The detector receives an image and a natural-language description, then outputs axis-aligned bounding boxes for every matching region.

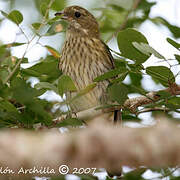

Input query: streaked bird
[55,6,120,123]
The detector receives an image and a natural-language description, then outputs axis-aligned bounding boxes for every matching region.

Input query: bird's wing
[101,40,115,69]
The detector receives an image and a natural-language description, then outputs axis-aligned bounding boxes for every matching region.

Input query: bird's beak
[55,10,68,20]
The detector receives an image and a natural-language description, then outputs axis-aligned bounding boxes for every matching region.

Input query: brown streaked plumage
[55,6,120,122]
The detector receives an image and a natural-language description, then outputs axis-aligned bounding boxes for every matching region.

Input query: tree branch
[0,120,180,177]
[124,83,180,113]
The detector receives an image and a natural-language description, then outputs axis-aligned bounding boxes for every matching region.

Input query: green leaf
[117,28,149,64]
[167,38,180,50]
[11,78,44,104]
[168,97,180,105]
[1,42,26,48]
[58,75,77,96]
[157,90,171,99]
[111,72,128,83]
[40,2,48,17]
[146,66,175,87]
[46,21,66,35]
[151,17,180,38]
[132,42,165,59]
[8,10,23,25]
[32,22,41,30]
[0,100,19,113]
[0,10,8,18]
[45,45,61,58]
[70,83,97,102]
[175,54,180,64]
[34,82,58,93]
[22,56,61,82]
[108,83,128,105]
[108,0,134,10]
[0,69,9,83]
[94,69,122,82]
[34,0,66,12]
[51,0,66,11]
[57,118,83,127]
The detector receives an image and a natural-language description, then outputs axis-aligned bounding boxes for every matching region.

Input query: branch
[124,83,180,113]
[0,120,180,177]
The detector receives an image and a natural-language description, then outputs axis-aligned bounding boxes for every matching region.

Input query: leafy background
[0,0,180,179]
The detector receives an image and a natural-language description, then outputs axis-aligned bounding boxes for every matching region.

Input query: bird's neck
[67,24,100,39]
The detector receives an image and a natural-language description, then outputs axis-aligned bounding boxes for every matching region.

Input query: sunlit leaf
[132,42,165,59]
[32,22,41,30]
[8,10,23,25]
[45,45,61,58]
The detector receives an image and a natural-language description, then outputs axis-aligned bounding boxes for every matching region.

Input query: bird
[55,6,121,123]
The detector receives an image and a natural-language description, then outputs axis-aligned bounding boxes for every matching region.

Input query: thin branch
[3,0,55,84]
[124,83,180,113]
[137,107,170,115]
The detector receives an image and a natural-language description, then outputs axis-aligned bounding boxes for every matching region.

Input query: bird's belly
[60,61,108,112]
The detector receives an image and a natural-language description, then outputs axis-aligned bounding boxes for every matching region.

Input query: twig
[3,0,55,84]
[137,107,170,115]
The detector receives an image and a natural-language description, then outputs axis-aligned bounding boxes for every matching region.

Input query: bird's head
[55,6,100,38]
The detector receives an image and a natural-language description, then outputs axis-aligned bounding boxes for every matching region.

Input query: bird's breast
[60,36,112,111]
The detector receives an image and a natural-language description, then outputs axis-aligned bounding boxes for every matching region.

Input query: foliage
[0,0,180,179]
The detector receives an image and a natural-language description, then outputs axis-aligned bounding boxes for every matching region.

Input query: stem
[4,0,55,84]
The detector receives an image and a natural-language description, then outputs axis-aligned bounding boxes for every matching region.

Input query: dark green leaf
[146,66,175,87]
[175,54,180,64]
[0,69,9,83]
[108,83,128,105]
[157,90,171,99]
[22,56,61,82]
[94,69,123,82]
[168,97,180,105]
[11,78,43,104]
[117,28,149,64]
[8,10,23,25]
[123,168,146,180]
[111,72,128,83]
[58,75,77,96]
[0,100,19,113]
[129,72,142,87]
[167,38,180,50]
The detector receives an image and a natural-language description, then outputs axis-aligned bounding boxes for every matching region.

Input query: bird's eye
[74,11,81,18]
